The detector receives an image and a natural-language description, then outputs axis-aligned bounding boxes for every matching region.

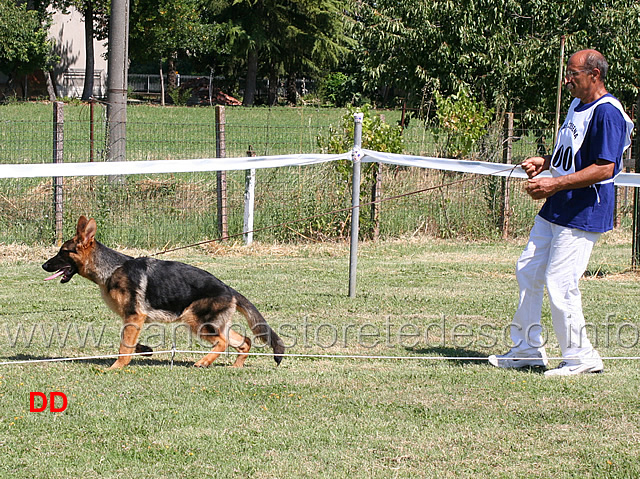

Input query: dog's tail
[234,292,285,365]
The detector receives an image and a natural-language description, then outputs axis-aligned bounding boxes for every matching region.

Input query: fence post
[215,105,228,240]
[244,146,256,245]
[370,115,383,241]
[53,101,64,246]
[89,99,95,162]
[632,94,640,269]
[501,112,514,239]
[348,113,364,298]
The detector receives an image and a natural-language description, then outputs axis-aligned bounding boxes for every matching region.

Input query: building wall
[49,7,108,98]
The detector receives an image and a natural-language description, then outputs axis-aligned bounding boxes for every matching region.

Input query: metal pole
[553,35,566,146]
[107,0,129,162]
[348,113,364,298]
[244,146,256,245]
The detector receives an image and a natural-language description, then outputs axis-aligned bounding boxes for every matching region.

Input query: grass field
[0,236,639,478]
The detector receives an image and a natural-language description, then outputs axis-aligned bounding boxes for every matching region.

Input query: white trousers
[510,216,602,362]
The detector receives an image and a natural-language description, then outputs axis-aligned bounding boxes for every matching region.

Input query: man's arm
[524,159,615,200]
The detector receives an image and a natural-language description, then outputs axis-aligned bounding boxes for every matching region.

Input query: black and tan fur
[42,216,285,369]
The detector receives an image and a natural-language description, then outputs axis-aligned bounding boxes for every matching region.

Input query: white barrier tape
[0,152,351,179]
[612,173,640,188]
[1,149,639,187]
[361,149,529,178]
[360,149,640,187]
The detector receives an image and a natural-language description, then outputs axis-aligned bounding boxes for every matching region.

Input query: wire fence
[0,102,635,247]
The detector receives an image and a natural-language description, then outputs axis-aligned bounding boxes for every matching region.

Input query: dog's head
[42,216,97,283]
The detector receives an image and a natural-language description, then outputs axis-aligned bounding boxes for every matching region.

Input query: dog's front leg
[109,314,146,369]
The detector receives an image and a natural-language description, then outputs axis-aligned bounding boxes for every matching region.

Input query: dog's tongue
[44,270,65,281]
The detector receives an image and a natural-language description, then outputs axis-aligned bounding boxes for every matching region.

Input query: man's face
[564,54,596,101]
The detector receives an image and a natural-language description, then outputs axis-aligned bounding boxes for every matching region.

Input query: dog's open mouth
[44,266,75,283]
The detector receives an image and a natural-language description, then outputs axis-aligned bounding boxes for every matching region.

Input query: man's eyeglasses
[565,69,592,78]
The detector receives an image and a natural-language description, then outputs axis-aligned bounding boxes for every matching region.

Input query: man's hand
[525,177,560,200]
[521,156,549,179]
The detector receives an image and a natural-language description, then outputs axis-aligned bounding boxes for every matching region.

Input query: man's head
[564,49,608,103]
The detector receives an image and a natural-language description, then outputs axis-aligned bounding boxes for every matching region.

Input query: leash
[151,163,522,257]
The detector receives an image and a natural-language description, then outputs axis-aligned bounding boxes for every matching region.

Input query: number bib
[550,96,632,182]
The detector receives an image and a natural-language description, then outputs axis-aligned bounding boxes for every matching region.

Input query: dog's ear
[76,216,97,247]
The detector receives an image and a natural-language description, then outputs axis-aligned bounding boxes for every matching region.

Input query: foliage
[129,0,218,65]
[167,86,194,106]
[317,105,404,237]
[433,86,494,159]
[0,0,55,77]
[205,0,350,105]
[318,72,362,107]
[349,0,640,128]
[50,0,109,39]
[318,105,404,156]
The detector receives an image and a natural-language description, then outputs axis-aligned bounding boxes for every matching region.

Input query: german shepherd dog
[42,216,285,369]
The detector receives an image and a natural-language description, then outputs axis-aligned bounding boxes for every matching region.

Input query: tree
[129,0,218,102]
[272,0,349,105]
[0,0,55,97]
[350,0,640,124]
[212,0,273,106]
[213,0,349,106]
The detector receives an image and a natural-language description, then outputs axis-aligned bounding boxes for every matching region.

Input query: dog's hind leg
[109,314,146,369]
[193,333,227,368]
[192,328,251,368]
[186,319,227,368]
[184,301,249,367]
[227,329,251,368]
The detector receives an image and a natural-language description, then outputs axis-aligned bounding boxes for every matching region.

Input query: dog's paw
[107,361,127,370]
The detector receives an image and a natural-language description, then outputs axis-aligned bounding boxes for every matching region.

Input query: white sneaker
[544,360,604,377]
[488,349,548,369]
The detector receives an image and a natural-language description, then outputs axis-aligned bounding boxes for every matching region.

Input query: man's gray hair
[584,51,609,81]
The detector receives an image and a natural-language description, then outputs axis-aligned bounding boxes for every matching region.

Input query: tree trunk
[159,61,165,106]
[267,67,278,106]
[46,70,57,101]
[81,0,95,101]
[286,72,297,105]
[243,48,258,106]
[167,54,178,90]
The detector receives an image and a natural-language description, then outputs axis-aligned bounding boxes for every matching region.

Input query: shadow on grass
[0,353,223,369]
[405,345,488,366]
[406,346,547,373]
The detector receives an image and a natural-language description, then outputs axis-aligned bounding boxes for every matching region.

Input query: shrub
[318,72,361,107]
[434,86,493,158]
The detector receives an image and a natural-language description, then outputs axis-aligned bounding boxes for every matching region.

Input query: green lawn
[1,237,639,478]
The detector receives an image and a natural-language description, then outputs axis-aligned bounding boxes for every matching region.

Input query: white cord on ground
[1,349,639,366]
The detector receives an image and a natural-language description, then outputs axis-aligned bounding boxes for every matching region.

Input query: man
[489,49,634,376]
